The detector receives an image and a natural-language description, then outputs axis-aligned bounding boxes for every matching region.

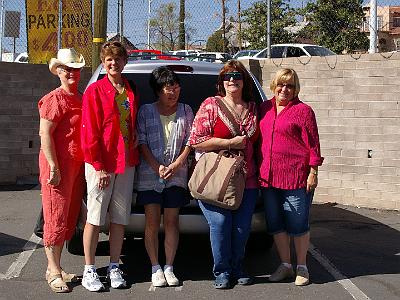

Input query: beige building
[362,5,400,52]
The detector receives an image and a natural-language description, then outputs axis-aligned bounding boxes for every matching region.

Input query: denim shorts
[261,187,313,236]
[136,186,189,208]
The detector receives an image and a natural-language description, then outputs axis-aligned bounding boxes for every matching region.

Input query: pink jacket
[258,97,323,189]
[81,76,139,173]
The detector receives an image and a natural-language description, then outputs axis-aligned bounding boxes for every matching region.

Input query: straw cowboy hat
[49,48,85,75]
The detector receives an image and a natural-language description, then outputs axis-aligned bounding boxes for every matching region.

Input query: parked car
[128,49,180,60]
[66,59,273,254]
[233,50,260,60]
[14,52,28,63]
[254,43,336,59]
[196,52,232,63]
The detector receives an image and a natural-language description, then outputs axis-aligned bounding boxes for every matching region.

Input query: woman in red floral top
[189,60,259,289]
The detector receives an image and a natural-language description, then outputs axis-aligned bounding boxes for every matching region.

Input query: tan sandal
[47,273,70,293]
[46,269,78,283]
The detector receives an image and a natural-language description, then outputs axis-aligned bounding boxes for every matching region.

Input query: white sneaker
[151,269,167,287]
[107,266,127,289]
[82,270,104,292]
[164,270,179,286]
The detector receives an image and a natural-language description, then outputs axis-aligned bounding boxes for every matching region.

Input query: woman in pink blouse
[258,68,323,286]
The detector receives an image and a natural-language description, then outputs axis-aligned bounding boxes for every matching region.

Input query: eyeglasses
[59,66,81,73]
[102,41,123,48]
[223,72,243,81]
[162,85,180,94]
[276,83,295,89]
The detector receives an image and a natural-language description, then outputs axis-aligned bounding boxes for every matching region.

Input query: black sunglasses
[102,41,123,48]
[223,72,243,81]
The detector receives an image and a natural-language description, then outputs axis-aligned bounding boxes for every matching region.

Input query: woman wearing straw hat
[38,48,86,293]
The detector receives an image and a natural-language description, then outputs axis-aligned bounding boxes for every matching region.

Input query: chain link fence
[0,0,399,64]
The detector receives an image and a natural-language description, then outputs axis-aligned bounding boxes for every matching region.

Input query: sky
[0,0,398,55]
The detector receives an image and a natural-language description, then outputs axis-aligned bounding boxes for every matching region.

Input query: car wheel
[247,232,274,252]
[66,227,84,255]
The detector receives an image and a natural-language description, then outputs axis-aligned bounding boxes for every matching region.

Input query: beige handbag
[188,97,247,210]
[188,149,246,209]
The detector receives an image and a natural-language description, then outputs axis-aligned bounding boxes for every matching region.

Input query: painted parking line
[0,234,41,280]
[309,243,371,300]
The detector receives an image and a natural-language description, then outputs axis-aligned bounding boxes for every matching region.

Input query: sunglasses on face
[59,66,81,73]
[102,41,123,49]
[277,83,295,89]
[223,72,243,81]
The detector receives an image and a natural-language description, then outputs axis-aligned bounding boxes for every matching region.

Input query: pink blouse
[258,96,323,189]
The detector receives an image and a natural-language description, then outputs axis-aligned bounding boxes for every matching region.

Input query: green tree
[206,29,228,52]
[149,3,178,51]
[242,0,296,49]
[299,0,368,53]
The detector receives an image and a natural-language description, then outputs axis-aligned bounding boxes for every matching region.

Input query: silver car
[66,59,273,254]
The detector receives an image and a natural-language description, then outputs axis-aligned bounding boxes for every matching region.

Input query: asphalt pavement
[0,185,399,300]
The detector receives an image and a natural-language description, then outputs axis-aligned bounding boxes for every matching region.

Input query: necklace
[222,97,248,124]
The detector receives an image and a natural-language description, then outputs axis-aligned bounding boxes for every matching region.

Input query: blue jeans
[261,187,313,236]
[198,188,258,278]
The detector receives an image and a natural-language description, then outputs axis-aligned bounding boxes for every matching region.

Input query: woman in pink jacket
[258,68,323,286]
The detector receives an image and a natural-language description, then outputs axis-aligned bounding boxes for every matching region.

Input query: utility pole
[92,0,108,72]
[266,0,271,58]
[237,0,242,51]
[369,0,377,53]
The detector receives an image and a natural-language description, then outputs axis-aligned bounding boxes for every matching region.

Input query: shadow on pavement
[62,203,399,286]
[0,232,43,257]
[309,203,399,283]
[0,184,38,191]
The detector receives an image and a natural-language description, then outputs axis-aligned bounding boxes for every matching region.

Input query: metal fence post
[0,0,4,61]
[118,0,124,42]
[369,0,377,53]
[58,0,62,50]
[266,0,271,58]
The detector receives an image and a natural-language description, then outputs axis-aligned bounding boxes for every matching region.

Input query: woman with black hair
[136,66,194,287]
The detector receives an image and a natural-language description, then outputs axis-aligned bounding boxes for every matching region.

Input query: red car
[128,49,180,60]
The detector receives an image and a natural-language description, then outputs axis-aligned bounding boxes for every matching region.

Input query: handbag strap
[216,97,241,136]
[197,151,225,193]
[218,155,245,201]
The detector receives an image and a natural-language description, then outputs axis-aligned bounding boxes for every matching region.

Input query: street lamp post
[147,0,153,50]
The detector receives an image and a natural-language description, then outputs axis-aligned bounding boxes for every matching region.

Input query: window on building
[393,17,400,27]
[377,16,383,30]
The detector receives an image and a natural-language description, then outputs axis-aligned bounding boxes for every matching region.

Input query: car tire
[66,227,84,255]
[247,232,274,252]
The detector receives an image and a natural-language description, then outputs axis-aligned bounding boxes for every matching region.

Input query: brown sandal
[47,273,70,293]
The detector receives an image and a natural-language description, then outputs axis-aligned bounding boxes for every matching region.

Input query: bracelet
[310,169,318,175]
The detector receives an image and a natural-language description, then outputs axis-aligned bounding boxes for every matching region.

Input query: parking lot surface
[0,185,399,300]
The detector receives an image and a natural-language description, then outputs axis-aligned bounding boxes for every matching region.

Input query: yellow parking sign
[26,0,92,65]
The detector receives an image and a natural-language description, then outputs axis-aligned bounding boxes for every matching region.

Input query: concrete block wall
[0,62,91,184]
[244,53,400,210]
